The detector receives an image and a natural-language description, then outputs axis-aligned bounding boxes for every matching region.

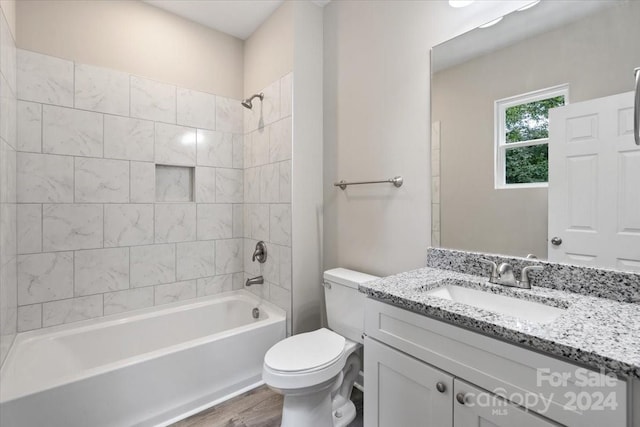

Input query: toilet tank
[323,268,379,344]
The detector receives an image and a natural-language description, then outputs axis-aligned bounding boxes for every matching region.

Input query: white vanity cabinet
[453,379,561,427]
[364,337,453,426]
[363,298,629,427]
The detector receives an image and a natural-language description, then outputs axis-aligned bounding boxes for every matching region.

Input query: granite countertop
[359,267,640,380]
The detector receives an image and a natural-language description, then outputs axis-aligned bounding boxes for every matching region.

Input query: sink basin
[425,285,566,323]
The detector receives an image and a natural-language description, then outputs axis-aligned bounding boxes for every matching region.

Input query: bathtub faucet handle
[252,241,267,263]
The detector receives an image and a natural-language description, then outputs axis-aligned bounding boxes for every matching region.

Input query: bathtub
[0,290,285,427]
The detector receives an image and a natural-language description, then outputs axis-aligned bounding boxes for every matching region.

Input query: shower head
[241,93,264,109]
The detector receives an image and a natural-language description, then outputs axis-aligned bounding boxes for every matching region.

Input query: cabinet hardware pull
[436,382,446,393]
[456,393,466,405]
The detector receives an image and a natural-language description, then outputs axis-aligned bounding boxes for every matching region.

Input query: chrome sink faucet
[479,259,543,289]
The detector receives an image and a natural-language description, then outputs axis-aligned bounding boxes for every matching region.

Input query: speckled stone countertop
[359,267,640,380]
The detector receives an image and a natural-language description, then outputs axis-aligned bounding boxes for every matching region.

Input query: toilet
[262,268,379,427]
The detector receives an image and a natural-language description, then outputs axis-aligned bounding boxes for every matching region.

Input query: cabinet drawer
[365,298,627,427]
[454,378,561,427]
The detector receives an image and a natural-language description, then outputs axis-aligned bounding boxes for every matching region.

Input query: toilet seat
[263,328,352,390]
[265,328,345,373]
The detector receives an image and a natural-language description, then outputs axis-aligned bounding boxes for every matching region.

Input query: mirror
[431,0,640,272]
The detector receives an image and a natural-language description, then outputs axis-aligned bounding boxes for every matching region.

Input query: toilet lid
[264,328,346,373]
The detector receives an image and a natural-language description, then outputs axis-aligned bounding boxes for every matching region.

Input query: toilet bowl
[262,268,379,427]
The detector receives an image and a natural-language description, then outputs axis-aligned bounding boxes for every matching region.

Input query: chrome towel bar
[334,176,403,190]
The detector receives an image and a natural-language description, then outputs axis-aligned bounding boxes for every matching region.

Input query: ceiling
[145,0,285,40]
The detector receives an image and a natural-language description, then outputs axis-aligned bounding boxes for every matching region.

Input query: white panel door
[363,337,453,427]
[453,379,561,427]
[548,91,640,271]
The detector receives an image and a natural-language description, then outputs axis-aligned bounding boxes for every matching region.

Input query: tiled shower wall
[243,73,293,333]
[0,7,17,365]
[14,49,248,331]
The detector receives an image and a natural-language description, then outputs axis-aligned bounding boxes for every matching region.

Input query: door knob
[456,393,466,405]
[550,237,563,246]
[436,382,446,393]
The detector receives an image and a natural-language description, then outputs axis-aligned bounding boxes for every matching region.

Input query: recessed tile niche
[155,165,194,202]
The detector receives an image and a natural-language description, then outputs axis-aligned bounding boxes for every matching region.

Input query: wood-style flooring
[172,385,364,427]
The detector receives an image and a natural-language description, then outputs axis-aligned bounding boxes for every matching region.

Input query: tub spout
[245,276,264,287]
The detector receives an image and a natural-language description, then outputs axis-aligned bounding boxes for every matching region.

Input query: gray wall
[322,0,529,277]
[433,2,640,258]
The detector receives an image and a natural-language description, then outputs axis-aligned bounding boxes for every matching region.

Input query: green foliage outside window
[504,95,564,184]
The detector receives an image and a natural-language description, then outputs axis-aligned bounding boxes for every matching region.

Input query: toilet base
[332,398,356,427]
[280,383,335,427]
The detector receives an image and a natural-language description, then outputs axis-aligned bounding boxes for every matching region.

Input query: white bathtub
[0,290,285,427]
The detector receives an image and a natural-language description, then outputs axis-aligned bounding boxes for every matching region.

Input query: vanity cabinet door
[453,379,562,427]
[364,337,453,427]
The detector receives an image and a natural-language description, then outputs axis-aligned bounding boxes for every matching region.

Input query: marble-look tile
[74,247,129,296]
[0,204,16,264]
[197,274,233,297]
[270,283,291,314]
[17,152,73,203]
[154,280,196,305]
[260,163,279,203]
[43,204,103,251]
[232,272,244,290]
[196,129,232,168]
[104,204,154,247]
[216,168,242,203]
[280,246,291,290]
[17,251,73,305]
[103,287,154,316]
[75,157,129,203]
[17,204,41,254]
[177,88,216,130]
[42,295,102,327]
[431,231,441,247]
[215,239,243,274]
[0,254,17,340]
[0,139,15,202]
[42,105,103,157]
[195,166,216,203]
[0,73,16,148]
[232,134,243,169]
[251,128,269,167]
[269,117,292,163]
[0,15,16,94]
[17,100,41,153]
[432,204,440,232]
[249,204,269,241]
[264,80,282,125]
[243,239,260,276]
[270,204,291,246]
[177,240,215,281]
[154,203,196,243]
[17,49,73,107]
[74,63,129,116]
[17,304,41,332]
[244,168,260,203]
[130,76,176,123]
[263,244,279,285]
[156,165,193,202]
[130,161,155,203]
[104,115,154,162]
[280,73,292,118]
[155,122,196,166]
[431,148,440,177]
[215,96,243,134]
[130,244,175,288]
[279,160,291,203]
[232,204,243,238]
[432,176,440,204]
[197,204,232,240]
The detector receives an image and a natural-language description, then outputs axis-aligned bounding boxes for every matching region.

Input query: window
[494,85,568,188]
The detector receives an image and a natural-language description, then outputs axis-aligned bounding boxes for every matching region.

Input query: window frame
[494,84,569,189]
